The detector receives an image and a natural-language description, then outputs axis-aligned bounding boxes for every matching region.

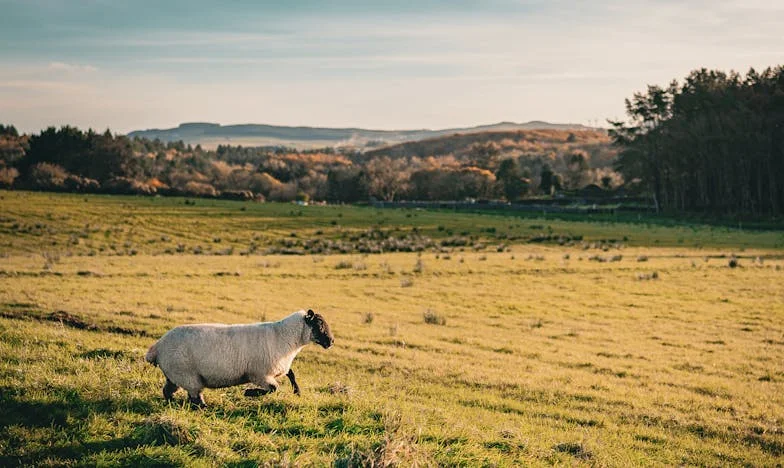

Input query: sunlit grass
[2,191,783,258]
[1,191,783,465]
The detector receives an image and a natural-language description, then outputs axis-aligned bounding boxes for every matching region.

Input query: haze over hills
[127,121,596,150]
[362,127,613,163]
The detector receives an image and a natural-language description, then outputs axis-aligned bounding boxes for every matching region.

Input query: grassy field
[1,191,783,466]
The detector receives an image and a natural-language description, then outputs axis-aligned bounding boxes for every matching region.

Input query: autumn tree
[564,149,590,189]
[363,156,409,201]
[469,142,501,170]
[326,167,367,202]
[539,164,560,195]
[495,157,528,201]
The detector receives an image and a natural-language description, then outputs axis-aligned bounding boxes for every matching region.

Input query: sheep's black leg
[243,388,266,397]
[163,378,178,401]
[287,369,301,396]
[244,384,278,397]
[188,392,206,409]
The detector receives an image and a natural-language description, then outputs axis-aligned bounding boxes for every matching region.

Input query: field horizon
[1,191,783,466]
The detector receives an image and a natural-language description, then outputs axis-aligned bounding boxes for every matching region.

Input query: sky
[1,0,782,134]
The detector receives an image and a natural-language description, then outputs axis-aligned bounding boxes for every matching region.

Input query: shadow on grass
[0,385,189,465]
[213,399,290,421]
[0,386,152,429]
[0,304,152,337]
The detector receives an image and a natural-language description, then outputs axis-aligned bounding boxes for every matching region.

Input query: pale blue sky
[1,0,782,133]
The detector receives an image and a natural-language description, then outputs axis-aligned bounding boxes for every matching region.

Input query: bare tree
[364,156,410,201]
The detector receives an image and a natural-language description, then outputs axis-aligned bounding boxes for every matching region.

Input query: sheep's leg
[179,376,206,408]
[243,387,274,397]
[286,369,301,396]
[187,390,206,408]
[162,378,179,401]
[244,376,278,397]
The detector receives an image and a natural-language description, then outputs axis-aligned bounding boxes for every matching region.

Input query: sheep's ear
[306,309,315,320]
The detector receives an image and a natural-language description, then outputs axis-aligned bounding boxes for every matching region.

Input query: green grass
[1,191,783,257]
[1,190,783,465]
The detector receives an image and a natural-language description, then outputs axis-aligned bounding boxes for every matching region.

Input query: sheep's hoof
[244,388,271,397]
[188,397,206,409]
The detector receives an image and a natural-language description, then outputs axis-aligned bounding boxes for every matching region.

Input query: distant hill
[361,127,614,165]
[126,121,595,150]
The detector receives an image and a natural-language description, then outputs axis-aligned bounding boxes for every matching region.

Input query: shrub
[530,318,543,329]
[41,251,61,270]
[136,414,199,446]
[182,181,217,197]
[363,312,375,324]
[553,442,592,460]
[26,163,70,191]
[0,167,19,188]
[636,271,659,280]
[335,411,428,467]
[219,189,254,201]
[379,260,393,274]
[268,182,297,202]
[327,381,352,395]
[423,309,446,325]
[64,175,100,192]
[102,177,156,195]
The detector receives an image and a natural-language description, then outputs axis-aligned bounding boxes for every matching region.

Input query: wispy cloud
[0,79,87,91]
[48,62,98,73]
[0,0,782,133]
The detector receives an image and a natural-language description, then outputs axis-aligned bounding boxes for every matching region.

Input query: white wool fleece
[146,310,312,395]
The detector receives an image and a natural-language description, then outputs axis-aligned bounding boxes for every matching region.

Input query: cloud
[1,1,782,134]
[0,80,85,91]
[48,62,98,73]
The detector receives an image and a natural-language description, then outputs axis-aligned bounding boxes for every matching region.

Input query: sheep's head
[305,309,334,349]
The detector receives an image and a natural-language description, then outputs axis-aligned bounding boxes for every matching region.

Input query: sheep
[145,309,334,407]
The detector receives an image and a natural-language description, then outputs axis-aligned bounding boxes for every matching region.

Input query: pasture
[1,191,783,466]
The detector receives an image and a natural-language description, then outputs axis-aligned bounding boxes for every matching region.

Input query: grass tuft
[423,309,446,326]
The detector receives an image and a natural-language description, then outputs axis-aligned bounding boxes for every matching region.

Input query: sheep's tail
[145,342,159,366]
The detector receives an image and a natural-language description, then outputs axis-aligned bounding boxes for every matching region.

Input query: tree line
[610,66,784,215]
[3,66,781,213]
[0,124,620,203]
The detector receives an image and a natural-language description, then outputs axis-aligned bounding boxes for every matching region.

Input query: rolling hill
[362,128,608,158]
[126,121,595,150]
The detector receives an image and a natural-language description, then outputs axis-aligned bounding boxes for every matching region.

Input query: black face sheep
[145,309,334,407]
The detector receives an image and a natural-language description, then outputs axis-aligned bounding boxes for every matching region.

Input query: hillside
[3,124,623,203]
[127,121,595,150]
[361,128,616,169]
